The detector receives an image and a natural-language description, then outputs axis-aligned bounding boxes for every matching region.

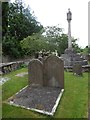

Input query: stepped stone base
[61,48,88,66]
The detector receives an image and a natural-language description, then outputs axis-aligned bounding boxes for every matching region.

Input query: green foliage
[20,25,81,56]
[20,63,28,68]
[2,0,43,58]
[81,46,89,56]
[2,68,28,101]
[88,47,90,54]
[20,33,49,55]
[57,34,68,55]
[8,1,42,40]
[72,38,83,53]
[2,35,22,58]
[43,25,68,55]
[2,2,9,37]
[44,25,63,38]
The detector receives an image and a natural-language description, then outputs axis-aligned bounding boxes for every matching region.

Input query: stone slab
[7,86,64,116]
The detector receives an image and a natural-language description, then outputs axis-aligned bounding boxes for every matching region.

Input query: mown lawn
[2,67,88,118]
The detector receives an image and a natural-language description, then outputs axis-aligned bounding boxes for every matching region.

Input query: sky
[11,0,89,48]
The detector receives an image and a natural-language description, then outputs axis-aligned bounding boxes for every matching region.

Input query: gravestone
[73,63,83,76]
[61,48,88,67]
[8,55,64,116]
[28,59,43,86]
[43,55,64,89]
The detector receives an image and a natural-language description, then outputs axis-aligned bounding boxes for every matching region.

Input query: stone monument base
[61,48,88,66]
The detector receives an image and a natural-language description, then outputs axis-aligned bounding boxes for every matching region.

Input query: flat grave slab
[8,86,64,116]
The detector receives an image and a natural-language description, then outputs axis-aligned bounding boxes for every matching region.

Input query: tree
[20,33,49,56]
[2,2,9,37]
[8,1,43,40]
[43,25,68,54]
[72,38,83,53]
[43,25,81,55]
[57,34,68,55]
[20,25,81,57]
[2,0,43,58]
[82,46,89,56]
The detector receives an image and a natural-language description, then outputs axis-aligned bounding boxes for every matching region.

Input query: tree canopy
[2,0,43,58]
[20,24,82,57]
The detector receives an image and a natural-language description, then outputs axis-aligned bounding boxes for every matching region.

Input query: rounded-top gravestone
[28,59,43,86]
[43,55,64,89]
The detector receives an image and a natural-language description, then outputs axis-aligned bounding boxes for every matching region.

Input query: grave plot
[8,86,64,115]
[8,55,64,116]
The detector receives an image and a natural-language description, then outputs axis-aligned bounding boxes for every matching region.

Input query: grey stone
[8,86,61,113]
[73,63,83,76]
[61,48,88,67]
[38,56,43,62]
[8,56,64,116]
[28,59,43,86]
[43,55,64,89]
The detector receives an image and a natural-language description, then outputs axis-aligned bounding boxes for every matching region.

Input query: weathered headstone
[73,63,83,76]
[8,56,64,116]
[43,55,64,89]
[28,59,43,86]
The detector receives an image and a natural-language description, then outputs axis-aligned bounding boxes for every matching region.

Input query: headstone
[73,63,83,76]
[43,55,64,89]
[8,56,64,116]
[28,59,43,86]
[61,48,88,67]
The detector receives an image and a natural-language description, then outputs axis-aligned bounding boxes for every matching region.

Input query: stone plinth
[61,48,88,67]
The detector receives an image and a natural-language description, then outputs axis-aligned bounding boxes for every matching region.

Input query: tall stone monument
[67,8,72,49]
[61,8,88,66]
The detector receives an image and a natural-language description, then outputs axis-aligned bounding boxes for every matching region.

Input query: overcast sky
[11,0,89,48]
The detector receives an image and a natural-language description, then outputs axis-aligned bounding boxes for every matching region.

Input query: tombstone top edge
[44,55,64,63]
[28,59,43,65]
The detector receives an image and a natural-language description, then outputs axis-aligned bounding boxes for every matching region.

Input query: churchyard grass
[2,68,28,101]
[55,72,88,118]
[2,68,88,118]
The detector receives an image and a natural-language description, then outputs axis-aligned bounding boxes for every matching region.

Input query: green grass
[55,72,88,118]
[2,68,28,101]
[2,68,88,118]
